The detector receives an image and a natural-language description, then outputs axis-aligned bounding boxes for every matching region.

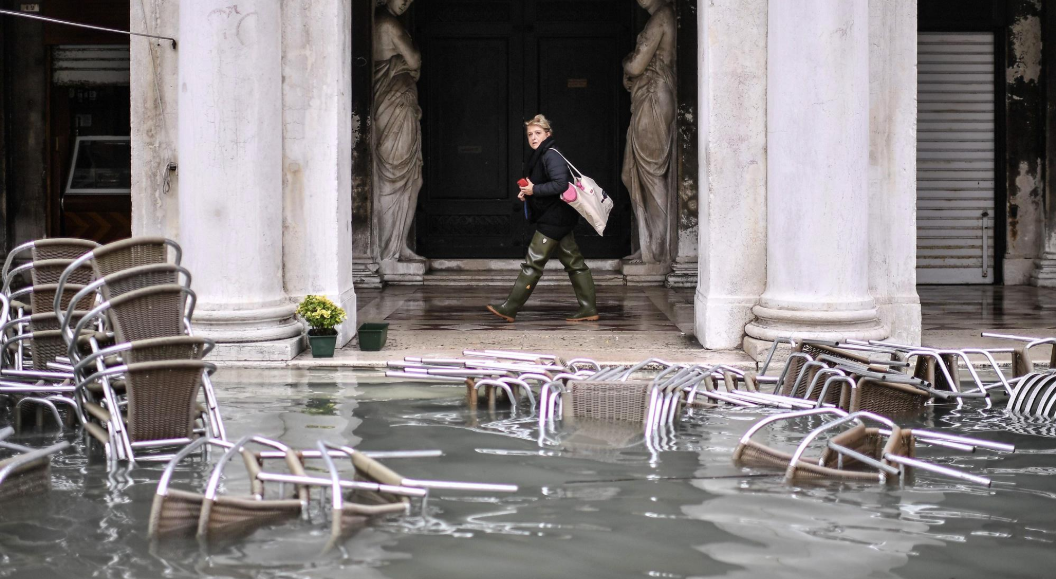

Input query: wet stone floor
[1,369,1056,579]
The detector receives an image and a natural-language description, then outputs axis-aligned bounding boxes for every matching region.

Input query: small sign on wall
[567,79,588,89]
[20,4,40,12]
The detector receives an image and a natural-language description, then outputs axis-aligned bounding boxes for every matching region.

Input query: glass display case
[64,136,131,195]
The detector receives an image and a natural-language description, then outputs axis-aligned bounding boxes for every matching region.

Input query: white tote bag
[551,150,614,236]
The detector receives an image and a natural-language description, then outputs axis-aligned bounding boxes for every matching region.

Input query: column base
[622,261,671,286]
[1031,253,1056,287]
[379,258,428,285]
[744,300,887,343]
[192,302,304,343]
[665,260,699,288]
[191,302,305,361]
[206,335,306,362]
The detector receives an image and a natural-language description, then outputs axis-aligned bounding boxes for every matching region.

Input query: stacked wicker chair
[0,239,100,428]
[47,237,227,464]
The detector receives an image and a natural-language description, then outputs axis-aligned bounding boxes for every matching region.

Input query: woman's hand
[519,179,534,199]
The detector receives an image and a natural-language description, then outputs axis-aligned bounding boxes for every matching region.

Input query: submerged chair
[734,408,1013,486]
[196,436,311,544]
[1005,371,1056,419]
[316,441,416,550]
[981,333,1056,377]
[0,426,70,503]
[148,436,307,542]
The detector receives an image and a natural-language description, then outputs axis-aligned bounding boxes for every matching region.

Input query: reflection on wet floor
[1,371,1056,579]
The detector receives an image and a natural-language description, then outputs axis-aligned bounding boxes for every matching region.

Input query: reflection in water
[3,373,1056,578]
[684,479,943,579]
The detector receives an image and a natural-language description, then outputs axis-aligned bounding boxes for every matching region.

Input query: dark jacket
[524,139,579,240]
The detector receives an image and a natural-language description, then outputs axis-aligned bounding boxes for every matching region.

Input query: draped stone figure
[373,0,424,263]
[622,0,676,265]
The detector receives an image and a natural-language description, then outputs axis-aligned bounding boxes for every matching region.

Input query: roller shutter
[916,32,995,284]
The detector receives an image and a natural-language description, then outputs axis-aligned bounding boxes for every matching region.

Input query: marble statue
[621,0,676,265]
[373,0,424,263]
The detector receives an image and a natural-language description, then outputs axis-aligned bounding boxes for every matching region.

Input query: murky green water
[1,369,1055,579]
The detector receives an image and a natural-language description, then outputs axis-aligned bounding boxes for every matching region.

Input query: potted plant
[296,295,347,358]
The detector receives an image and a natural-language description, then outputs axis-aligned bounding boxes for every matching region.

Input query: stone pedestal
[178,0,303,360]
[379,259,428,285]
[744,0,886,348]
[1033,252,1056,287]
[622,261,671,286]
[352,259,383,289]
[666,259,698,288]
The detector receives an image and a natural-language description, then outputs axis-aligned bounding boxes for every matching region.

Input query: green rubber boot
[487,231,559,322]
[557,233,599,322]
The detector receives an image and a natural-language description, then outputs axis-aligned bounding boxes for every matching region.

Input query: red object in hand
[517,178,529,188]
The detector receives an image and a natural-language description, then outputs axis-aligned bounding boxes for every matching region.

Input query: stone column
[744,0,886,347]
[693,0,768,349]
[178,0,303,359]
[868,0,921,344]
[281,0,358,348]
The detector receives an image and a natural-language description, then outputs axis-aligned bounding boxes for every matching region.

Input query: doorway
[411,0,635,259]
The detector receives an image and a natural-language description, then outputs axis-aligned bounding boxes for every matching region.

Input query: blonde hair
[525,114,553,134]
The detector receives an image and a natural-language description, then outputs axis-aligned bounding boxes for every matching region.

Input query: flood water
[2,368,1055,579]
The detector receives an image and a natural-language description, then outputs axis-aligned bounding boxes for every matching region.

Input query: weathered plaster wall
[869,0,921,344]
[3,7,47,247]
[281,0,357,346]
[129,0,180,239]
[694,0,768,349]
[1004,0,1045,284]
[1036,0,1056,286]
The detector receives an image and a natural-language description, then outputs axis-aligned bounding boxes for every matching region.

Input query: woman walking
[487,115,600,322]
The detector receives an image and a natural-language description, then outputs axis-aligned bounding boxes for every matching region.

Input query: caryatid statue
[621,0,676,265]
[373,0,424,262]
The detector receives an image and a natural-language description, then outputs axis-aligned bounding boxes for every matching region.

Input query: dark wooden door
[414,0,634,259]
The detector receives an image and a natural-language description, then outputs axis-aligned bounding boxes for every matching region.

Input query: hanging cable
[0,8,176,48]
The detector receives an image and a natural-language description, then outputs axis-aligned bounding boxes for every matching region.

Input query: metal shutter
[916,32,995,284]
[52,45,130,86]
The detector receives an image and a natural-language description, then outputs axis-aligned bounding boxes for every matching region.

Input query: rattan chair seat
[566,380,653,423]
[0,456,51,503]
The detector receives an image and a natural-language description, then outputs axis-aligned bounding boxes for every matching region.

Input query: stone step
[421,270,627,287]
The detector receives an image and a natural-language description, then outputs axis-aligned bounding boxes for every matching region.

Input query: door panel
[415,0,633,259]
[428,38,510,200]
[415,1,524,258]
[536,36,632,256]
